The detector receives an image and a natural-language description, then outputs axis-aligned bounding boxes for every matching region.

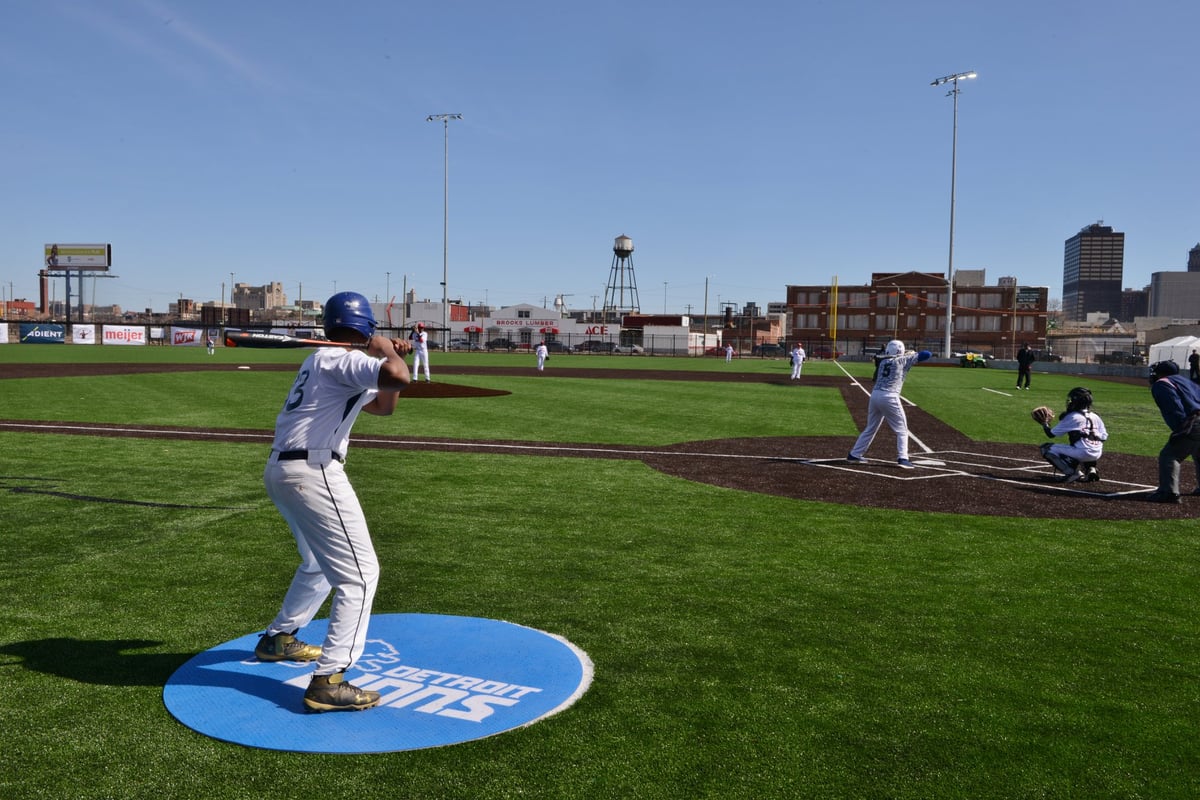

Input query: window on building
[978,293,1003,309]
[845,292,870,307]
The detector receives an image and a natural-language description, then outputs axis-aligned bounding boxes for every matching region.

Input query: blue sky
[2,0,1197,318]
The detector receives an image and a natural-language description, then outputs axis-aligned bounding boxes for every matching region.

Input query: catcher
[1031,387,1107,483]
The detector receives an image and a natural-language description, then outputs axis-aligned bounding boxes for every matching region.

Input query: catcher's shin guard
[1039,443,1076,476]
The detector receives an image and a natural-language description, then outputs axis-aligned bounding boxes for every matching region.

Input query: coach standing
[1145,360,1200,503]
[1015,343,1035,390]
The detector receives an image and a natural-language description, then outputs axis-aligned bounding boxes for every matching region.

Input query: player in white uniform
[1038,387,1107,483]
[255,291,412,712]
[536,341,549,371]
[790,344,806,380]
[410,322,431,382]
[847,339,932,469]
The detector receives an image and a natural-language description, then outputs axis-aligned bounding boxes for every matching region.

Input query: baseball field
[1,345,1197,799]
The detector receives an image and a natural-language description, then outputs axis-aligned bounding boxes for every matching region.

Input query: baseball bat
[223,331,365,349]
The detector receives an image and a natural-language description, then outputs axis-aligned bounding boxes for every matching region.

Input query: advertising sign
[101,325,146,345]
[19,323,65,343]
[172,327,205,346]
[1016,287,1041,310]
[44,243,112,271]
[71,324,97,344]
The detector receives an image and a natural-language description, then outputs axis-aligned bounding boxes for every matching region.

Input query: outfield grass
[1,346,1197,799]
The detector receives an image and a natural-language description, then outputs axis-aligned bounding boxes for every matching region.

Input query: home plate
[910,458,946,467]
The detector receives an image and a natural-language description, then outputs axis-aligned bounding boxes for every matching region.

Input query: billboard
[44,243,112,271]
[101,325,146,345]
[20,323,65,343]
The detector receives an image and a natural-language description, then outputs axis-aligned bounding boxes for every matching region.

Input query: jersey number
[285,369,311,412]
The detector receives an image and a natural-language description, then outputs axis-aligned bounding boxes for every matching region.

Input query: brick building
[785,271,1049,359]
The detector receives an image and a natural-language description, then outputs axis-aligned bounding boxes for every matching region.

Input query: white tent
[1148,336,1200,367]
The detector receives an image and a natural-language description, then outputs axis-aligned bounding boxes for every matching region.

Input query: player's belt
[276,449,345,463]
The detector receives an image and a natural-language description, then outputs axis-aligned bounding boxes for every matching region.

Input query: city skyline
[2,2,1198,318]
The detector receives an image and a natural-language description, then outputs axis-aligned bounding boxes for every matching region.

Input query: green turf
[1,347,1197,799]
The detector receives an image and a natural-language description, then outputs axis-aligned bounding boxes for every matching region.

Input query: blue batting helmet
[322,292,377,339]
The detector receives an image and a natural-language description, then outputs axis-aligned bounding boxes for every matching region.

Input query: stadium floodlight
[930,71,975,358]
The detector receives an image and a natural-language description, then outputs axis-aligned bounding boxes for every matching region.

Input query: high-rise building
[1188,243,1200,272]
[1063,223,1124,321]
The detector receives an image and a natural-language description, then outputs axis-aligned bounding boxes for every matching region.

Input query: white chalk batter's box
[805,450,1155,495]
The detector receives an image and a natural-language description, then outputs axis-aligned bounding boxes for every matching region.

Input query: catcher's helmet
[1149,360,1179,383]
[322,291,377,339]
[1066,387,1093,413]
[885,339,905,356]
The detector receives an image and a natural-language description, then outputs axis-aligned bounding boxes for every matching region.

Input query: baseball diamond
[0,362,1182,522]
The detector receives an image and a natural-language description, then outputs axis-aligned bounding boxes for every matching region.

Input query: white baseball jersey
[871,351,923,396]
[1048,409,1107,462]
[270,348,381,457]
[411,329,428,356]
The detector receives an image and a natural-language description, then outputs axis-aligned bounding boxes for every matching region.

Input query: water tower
[602,234,640,321]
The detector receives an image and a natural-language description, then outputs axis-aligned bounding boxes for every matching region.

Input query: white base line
[983,387,1014,397]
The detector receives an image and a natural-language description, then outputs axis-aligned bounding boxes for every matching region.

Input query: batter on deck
[254,291,412,712]
[847,339,932,469]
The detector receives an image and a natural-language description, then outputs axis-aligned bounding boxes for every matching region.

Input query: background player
[847,339,931,469]
[410,322,431,382]
[1036,387,1107,483]
[255,291,412,712]
[535,340,549,371]
[790,343,806,380]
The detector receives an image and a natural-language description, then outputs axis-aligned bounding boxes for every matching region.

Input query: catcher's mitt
[1031,406,1056,425]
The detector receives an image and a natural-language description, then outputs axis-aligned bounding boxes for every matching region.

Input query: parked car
[614,343,644,354]
[751,343,786,357]
[545,341,574,353]
[1034,349,1063,362]
[577,340,618,353]
[809,346,843,359]
[486,338,516,351]
[1094,351,1144,365]
[449,338,482,351]
[706,346,737,356]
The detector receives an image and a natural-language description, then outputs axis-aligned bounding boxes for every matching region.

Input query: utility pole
[427,113,462,351]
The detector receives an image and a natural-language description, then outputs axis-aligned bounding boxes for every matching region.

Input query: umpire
[1146,360,1200,503]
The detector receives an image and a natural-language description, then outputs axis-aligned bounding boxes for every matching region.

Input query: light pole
[931,70,975,358]
[427,113,462,351]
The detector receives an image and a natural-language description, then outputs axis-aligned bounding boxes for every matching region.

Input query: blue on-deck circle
[163,613,594,753]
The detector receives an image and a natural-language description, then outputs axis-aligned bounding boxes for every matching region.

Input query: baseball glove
[1031,406,1056,425]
